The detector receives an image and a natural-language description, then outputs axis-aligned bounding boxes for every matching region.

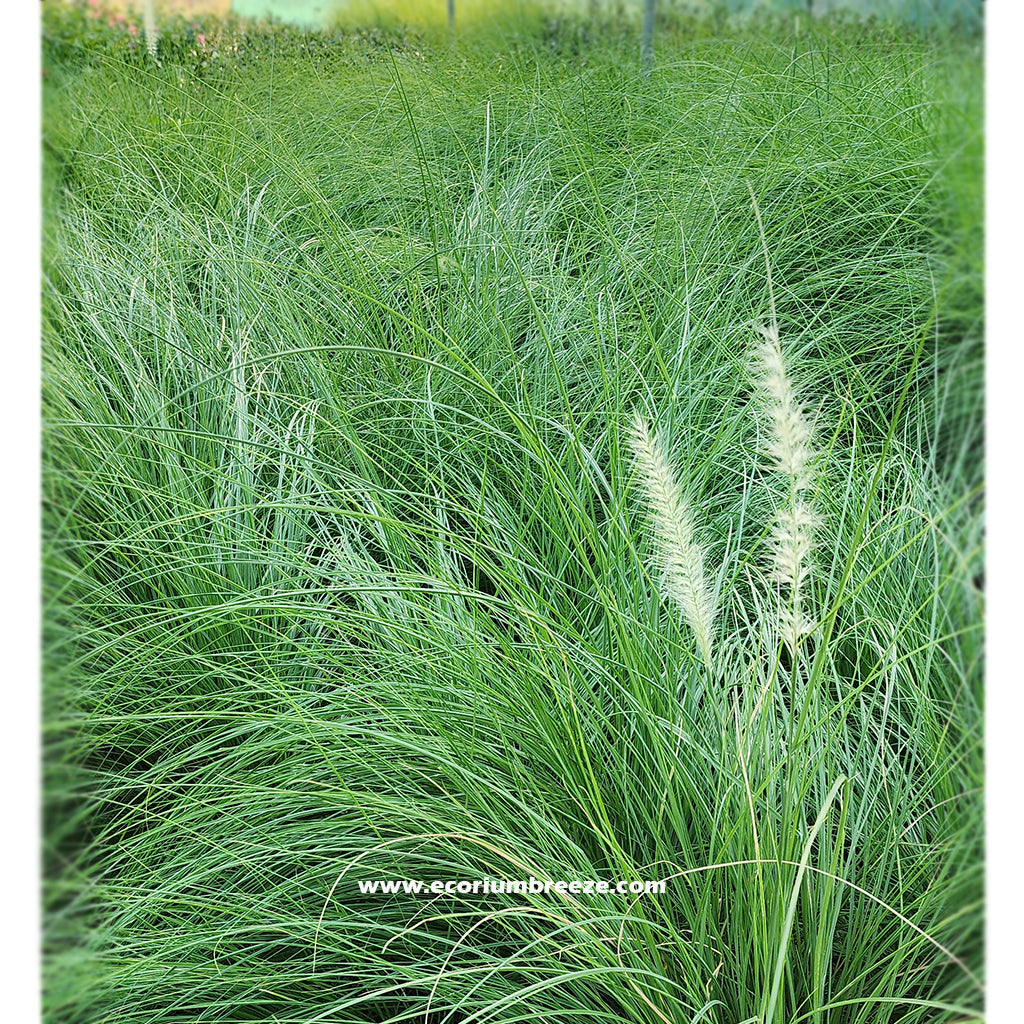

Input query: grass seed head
[628,411,718,669]
[751,324,820,656]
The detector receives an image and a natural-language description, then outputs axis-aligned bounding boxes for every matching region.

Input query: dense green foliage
[43,4,983,1022]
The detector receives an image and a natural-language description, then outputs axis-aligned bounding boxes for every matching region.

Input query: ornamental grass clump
[627,411,718,669]
[41,24,982,1021]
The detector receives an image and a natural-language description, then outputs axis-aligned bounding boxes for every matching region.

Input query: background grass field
[42,3,983,1022]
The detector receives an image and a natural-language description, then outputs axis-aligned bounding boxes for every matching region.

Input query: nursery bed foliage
[42,3,983,1022]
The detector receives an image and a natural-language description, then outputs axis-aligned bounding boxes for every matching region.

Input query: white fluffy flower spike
[628,411,718,669]
[749,189,821,656]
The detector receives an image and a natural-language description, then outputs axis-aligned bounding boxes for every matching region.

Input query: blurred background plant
[42,0,983,75]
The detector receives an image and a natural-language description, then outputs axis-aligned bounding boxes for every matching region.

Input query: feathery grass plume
[748,187,821,657]
[628,411,717,668]
[752,319,820,654]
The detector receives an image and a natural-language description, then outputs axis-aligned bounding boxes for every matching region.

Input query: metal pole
[641,0,656,72]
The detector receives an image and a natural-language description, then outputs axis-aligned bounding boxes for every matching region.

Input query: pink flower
[128,24,137,36]
[197,33,206,48]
